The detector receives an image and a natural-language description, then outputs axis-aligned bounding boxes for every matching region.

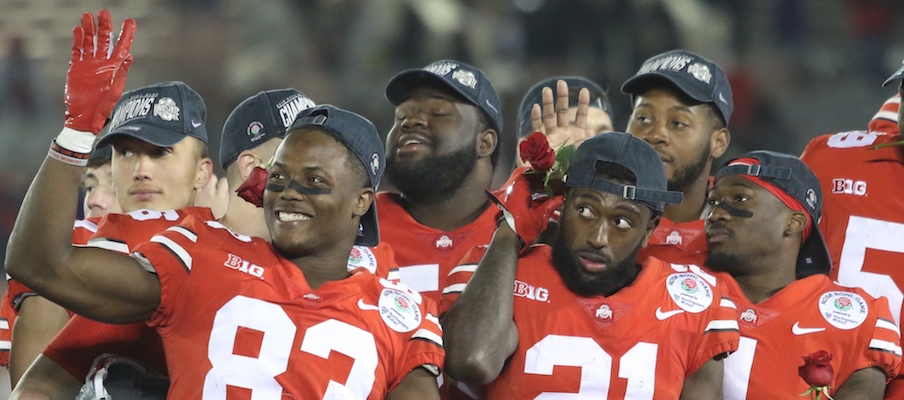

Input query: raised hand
[531,79,592,151]
[64,10,136,135]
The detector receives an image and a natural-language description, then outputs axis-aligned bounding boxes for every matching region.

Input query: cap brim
[621,72,712,104]
[795,226,832,279]
[882,65,904,87]
[385,69,478,107]
[96,126,187,149]
[355,203,380,247]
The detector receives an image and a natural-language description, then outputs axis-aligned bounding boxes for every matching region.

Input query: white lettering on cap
[638,54,695,74]
[423,62,458,77]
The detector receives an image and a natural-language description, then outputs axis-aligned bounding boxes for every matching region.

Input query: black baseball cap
[883,57,904,87]
[97,81,207,148]
[715,150,830,278]
[517,76,612,137]
[220,89,315,170]
[565,132,683,213]
[385,59,503,133]
[622,49,733,126]
[289,105,385,247]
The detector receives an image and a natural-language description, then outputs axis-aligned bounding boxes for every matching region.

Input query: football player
[4,12,444,394]
[799,59,904,398]
[443,131,739,399]
[622,49,733,266]
[706,151,902,398]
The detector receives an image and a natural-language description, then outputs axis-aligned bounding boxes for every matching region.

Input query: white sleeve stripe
[876,318,900,335]
[869,339,903,356]
[448,264,478,276]
[387,270,401,281]
[412,328,443,347]
[86,239,130,254]
[0,340,9,350]
[0,320,8,330]
[426,313,441,328]
[73,220,98,232]
[705,319,739,332]
[151,235,192,271]
[442,283,468,295]
[167,226,198,242]
[874,110,899,122]
[720,298,737,309]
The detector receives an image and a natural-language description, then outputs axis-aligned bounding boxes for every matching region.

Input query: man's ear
[785,211,808,237]
[710,127,730,159]
[236,150,263,181]
[477,128,498,159]
[353,188,375,218]
[640,214,661,248]
[195,157,214,189]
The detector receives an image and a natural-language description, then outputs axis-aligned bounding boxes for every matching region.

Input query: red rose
[799,350,834,387]
[236,167,268,208]
[519,132,556,172]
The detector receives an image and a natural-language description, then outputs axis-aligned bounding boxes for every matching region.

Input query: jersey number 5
[203,296,378,399]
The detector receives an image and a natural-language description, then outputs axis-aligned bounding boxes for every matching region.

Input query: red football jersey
[134,216,444,398]
[638,218,708,267]
[376,192,499,304]
[800,94,904,397]
[721,274,902,399]
[800,95,904,322]
[42,207,214,378]
[0,217,101,367]
[444,246,739,399]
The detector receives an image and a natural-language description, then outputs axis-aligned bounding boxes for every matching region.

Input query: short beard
[385,145,477,205]
[550,234,642,297]
[705,250,752,277]
[668,143,710,193]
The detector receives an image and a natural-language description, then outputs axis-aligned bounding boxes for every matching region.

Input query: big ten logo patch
[513,280,549,302]
[224,254,264,279]
[831,179,867,196]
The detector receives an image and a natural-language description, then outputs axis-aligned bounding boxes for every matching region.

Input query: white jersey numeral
[204,296,379,399]
[722,336,757,400]
[126,209,180,221]
[837,216,904,324]
[825,131,879,148]
[524,335,657,399]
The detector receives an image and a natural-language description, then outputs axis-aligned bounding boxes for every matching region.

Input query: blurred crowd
[0,0,902,268]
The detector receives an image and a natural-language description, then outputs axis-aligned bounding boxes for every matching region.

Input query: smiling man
[705,151,901,399]
[442,132,739,399]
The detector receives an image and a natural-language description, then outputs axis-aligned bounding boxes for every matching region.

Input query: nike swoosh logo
[792,322,825,335]
[485,99,499,114]
[192,120,202,128]
[357,299,379,311]
[655,307,684,320]
[718,92,728,104]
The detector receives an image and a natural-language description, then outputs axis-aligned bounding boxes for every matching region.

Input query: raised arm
[442,224,521,385]
[4,11,159,323]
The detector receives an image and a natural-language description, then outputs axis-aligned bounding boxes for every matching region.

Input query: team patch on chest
[818,291,868,329]
[665,273,713,312]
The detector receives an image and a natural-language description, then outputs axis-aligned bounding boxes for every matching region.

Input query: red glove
[488,167,564,250]
[64,10,136,134]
